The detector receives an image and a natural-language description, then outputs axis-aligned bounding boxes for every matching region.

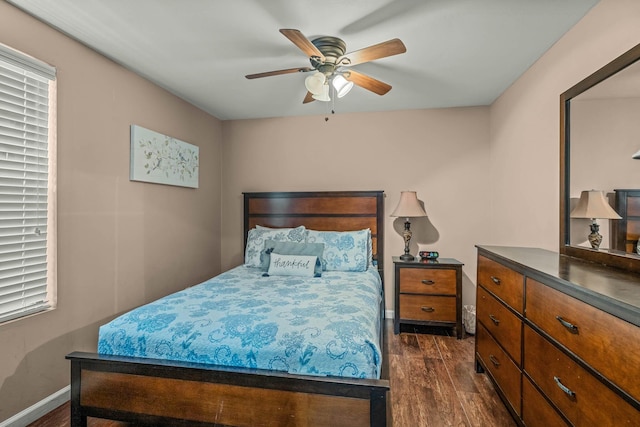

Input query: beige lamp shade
[570,190,622,220]
[391,191,427,218]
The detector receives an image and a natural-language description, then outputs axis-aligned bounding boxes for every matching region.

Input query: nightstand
[393,256,464,338]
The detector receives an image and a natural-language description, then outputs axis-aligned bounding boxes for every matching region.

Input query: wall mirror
[561,42,640,273]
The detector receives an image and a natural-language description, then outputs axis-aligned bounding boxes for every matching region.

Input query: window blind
[0,47,56,324]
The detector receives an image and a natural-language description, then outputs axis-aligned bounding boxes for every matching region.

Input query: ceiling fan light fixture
[304,72,326,95]
[312,83,331,102]
[332,74,354,98]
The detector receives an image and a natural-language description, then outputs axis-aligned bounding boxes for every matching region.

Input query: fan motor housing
[310,36,346,73]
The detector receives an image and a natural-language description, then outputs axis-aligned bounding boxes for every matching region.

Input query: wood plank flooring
[28,321,515,427]
[388,323,515,426]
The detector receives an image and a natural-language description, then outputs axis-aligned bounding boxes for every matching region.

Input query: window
[0,43,56,324]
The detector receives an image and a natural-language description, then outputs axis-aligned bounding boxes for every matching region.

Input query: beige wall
[220,109,492,310]
[488,0,640,251]
[0,3,222,422]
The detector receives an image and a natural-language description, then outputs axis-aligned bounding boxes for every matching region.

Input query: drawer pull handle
[554,376,576,398]
[421,279,435,285]
[556,316,579,334]
[421,306,435,313]
[489,314,500,325]
[490,276,501,285]
[489,355,500,367]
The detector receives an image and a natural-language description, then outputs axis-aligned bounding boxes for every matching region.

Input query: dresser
[475,245,640,426]
[393,257,463,338]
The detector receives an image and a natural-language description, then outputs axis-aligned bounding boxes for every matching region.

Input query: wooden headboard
[243,191,385,278]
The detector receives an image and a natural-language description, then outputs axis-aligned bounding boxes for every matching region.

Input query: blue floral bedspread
[98,265,383,379]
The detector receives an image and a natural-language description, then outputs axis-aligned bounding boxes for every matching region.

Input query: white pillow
[306,229,369,272]
[267,253,317,277]
[244,226,306,267]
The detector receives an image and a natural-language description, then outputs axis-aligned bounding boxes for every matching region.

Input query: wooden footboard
[66,352,389,427]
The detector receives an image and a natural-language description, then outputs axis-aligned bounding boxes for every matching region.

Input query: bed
[66,190,389,427]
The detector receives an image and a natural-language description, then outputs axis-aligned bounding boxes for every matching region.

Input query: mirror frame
[560,42,640,273]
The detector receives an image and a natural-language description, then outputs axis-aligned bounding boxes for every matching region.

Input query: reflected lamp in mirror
[390,191,427,261]
[570,190,622,249]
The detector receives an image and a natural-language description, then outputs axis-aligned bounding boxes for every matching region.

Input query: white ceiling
[7,0,599,120]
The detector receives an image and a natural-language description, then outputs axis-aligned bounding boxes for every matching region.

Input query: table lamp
[391,191,427,261]
[570,190,621,249]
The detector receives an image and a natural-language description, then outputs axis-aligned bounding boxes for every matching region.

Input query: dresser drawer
[399,294,456,322]
[477,286,522,364]
[477,255,524,314]
[522,376,568,427]
[524,326,638,425]
[398,267,456,295]
[477,323,521,416]
[526,278,640,402]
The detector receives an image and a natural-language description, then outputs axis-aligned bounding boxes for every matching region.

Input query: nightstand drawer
[477,285,522,364]
[399,294,456,322]
[399,267,456,294]
[477,255,524,314]
[524,325,638,425]
[526,277,640,401]
[477,323,521,416]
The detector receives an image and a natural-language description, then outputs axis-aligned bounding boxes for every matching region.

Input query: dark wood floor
[29,321,515,427]
[388,323,515,426]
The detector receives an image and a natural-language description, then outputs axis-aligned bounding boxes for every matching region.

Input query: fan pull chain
[325,83,337,122]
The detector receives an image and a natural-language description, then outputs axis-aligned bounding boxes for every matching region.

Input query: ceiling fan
[245,29,406,104]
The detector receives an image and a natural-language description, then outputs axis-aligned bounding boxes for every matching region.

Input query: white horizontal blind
[0,47,55,324]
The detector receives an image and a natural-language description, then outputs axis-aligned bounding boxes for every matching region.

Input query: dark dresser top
[476,245,640,327]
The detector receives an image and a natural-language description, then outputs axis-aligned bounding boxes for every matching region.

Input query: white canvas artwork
[130,125,199,188]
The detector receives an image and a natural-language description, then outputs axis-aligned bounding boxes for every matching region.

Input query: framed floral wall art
[130,125,199,188]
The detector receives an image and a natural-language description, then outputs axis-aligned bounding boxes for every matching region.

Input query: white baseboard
[0,386,70,427]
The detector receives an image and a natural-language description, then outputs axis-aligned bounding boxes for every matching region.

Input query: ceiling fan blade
[280,29,326,61]
[303,91,315,104]
[338,38,406,66]
[344,70,392,95]
[245,66,313,79]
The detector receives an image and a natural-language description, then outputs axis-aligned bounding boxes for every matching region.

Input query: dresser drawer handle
[554,376,576,398]
[489,354,500,367]
[421,279,435,285]
[489,314,500,325]
[421,306,435,313]
[556,316,579,334]
[490,276,501,285]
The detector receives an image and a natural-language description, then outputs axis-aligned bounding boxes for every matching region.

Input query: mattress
[97,265,383,379]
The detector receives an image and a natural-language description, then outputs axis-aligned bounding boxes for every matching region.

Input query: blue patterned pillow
[259,240,324,276]
[244,226,306,267]
[306,229,369,272]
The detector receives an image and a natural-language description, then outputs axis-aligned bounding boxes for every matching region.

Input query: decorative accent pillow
[306,229,369,272]
[244,226,306,267]
[259,240,324,277]
[266,253,317,277]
